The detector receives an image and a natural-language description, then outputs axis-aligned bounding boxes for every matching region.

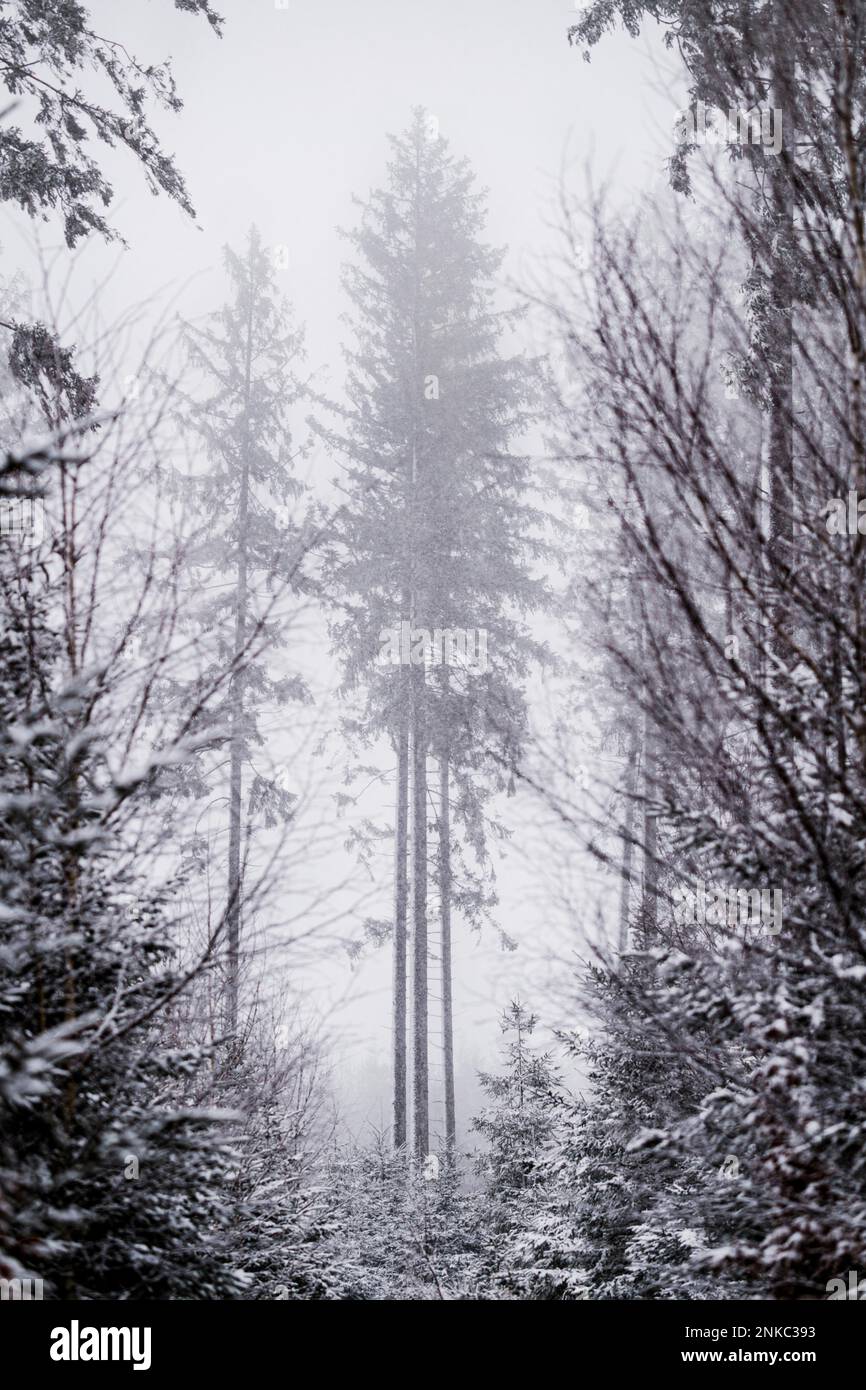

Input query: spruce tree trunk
[618,724,639,953]
[641,711,658,941]
[408,130,429,1160]
[619,501,640,953]
[226,501,248,1039]
[392,675,409,1150]
[225,263,254,1037]
[840,25,866,719]
[410,661,428,1158]
[768,42,795,657]
[439,749,456,1150]
[226,670,244,1038]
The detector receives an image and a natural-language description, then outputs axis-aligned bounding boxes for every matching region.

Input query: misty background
[0,0,677,1143]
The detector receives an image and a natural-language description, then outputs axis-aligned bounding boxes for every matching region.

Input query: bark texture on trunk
[410,664,428,1158]
[439,752,455,1150]
[641,710,658,941]
[392,692,409,1149]
[768,42,796,660]
[618,724,639,953]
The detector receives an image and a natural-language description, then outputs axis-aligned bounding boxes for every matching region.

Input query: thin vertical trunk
[392,673,409,1149]
[408,128,430,1160]
[619,496,640,954]
[641,709,658,941]
[225,524,247,1038]
[838,19,866,749]
[226,262,254,1037]
[768,42,795,659]
[410,664,428,1157]
[618,724,639,953]
[439,750,455,1150]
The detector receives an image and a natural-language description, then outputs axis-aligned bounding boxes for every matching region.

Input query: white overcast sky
[2,0,682,379]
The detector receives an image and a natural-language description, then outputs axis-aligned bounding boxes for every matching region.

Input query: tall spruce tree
[325,110,545,1156]
[162,226,309,1036]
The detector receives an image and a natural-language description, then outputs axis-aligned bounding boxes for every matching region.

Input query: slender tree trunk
[618,723,639,953]
[392,668,409,1149]
[225,511,248,1038]
[619,505,641,954]
[410,663,428,1158]
[225,260,254,1037]
[837,17,866,746]
[406,125,433,1160]
[768,42,795,659]
[641,709,658,942]
[439,749,455,1150]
